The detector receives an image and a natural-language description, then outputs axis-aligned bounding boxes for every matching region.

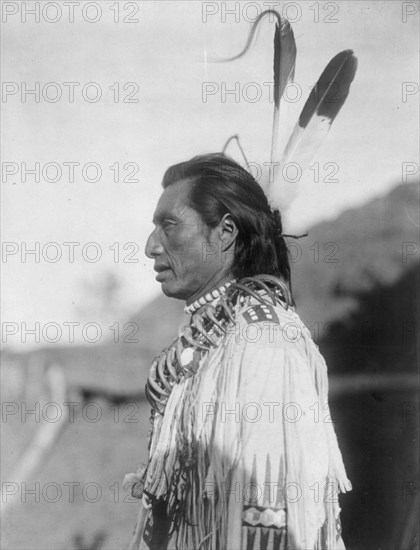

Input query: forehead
[153,179,196,221]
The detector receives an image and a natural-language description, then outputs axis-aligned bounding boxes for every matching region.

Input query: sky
[2,0,419,350]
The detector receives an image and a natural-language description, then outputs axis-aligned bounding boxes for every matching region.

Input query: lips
[154,265,170,273]
[154,265,172,282]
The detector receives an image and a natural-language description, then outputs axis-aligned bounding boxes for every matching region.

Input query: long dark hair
[162,153,292,286]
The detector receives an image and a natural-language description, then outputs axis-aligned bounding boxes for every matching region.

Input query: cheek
[161,233,184,264]
[165,223,214,275]
[178,245,205,274]
[170,232,206,263]
[180,249,210,282]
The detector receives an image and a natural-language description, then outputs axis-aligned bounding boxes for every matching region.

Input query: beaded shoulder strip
[145,275,292,414]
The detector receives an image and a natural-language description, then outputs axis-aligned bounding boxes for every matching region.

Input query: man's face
[145,179,227,301]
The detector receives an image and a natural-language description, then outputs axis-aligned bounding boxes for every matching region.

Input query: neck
[186,272,234,306]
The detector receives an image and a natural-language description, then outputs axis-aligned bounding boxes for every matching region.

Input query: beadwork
[145,275,292,414]
[183,279,236,315]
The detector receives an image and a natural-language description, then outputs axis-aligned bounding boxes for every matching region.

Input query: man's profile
[127,153,351,550]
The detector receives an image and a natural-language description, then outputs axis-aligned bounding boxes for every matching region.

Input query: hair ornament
[213,10,357,216]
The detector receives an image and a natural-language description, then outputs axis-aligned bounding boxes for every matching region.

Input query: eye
[162,219,176,232]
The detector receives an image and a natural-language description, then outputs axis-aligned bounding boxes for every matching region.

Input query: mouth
[154,265,172,282]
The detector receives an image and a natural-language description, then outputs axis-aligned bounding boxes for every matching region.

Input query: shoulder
[237,298,305,335]
[226,297,318,365]
[230,275,300,332]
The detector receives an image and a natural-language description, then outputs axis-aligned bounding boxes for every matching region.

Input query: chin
[160,282,189,301]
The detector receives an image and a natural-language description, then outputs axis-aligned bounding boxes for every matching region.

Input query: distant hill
[291,182,419,329]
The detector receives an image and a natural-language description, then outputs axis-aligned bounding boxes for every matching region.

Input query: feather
[282,49,357,166]
[210,10,296,181]
[271,16,296,164]
[267,49,357,211]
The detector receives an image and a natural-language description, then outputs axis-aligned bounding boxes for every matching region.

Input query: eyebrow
[152,211,180,224]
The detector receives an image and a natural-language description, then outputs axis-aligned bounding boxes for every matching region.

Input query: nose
[145,227,163,259]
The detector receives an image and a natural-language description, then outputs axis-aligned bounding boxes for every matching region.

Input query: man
[127,153,351,550]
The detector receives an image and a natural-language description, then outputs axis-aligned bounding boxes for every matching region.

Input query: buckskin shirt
[127,276,351,550]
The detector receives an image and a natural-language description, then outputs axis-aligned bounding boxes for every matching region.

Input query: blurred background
[1,1,419,549]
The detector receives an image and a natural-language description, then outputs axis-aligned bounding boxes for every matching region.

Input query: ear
[218,213,238,251]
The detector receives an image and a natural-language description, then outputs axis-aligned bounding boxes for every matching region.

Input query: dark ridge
[319,264,419,550]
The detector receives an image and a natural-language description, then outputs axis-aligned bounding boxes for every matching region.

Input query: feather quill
[267,49,357,210]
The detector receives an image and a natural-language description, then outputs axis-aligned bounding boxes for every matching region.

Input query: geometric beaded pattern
[242,304,280,325]
[242,505,287,529]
